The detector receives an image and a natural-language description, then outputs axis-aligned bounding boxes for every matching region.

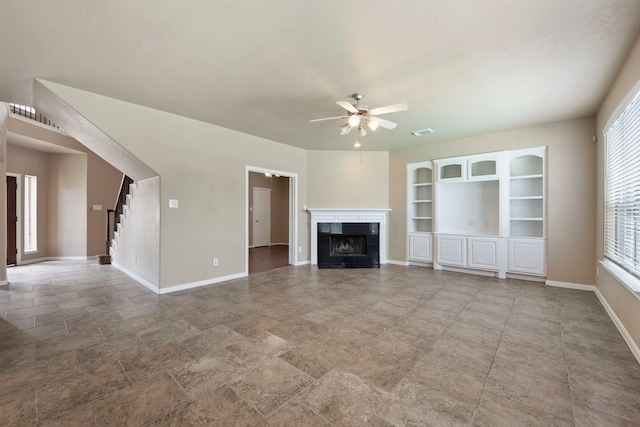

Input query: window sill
[600,259,640,298]
[24,250,37,255]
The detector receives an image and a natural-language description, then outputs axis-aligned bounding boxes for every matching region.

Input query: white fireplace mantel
[308,208,391,265]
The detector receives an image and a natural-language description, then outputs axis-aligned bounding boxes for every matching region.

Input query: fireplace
[308,209,390,268]
[317,222,380,268]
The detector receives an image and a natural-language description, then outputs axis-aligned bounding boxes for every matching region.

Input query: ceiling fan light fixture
[339,123,352,135]
[348,115,361,127]
[367,118,379,131]
[358,126,367,137]
[354,141,361,148]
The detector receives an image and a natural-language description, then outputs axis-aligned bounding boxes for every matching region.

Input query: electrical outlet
[213,257,219,266]
[298,246,302,253]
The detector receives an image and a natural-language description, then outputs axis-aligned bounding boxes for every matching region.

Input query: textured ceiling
[1,1,640,151]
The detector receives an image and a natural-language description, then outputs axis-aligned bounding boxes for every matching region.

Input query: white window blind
[604,87,640,278]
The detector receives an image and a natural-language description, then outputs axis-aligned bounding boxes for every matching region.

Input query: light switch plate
[92,205,102,211]
[169,199,179,208]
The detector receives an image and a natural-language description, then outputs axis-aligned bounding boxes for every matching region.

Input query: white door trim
[245,166,298,274]
[6,172,22,266]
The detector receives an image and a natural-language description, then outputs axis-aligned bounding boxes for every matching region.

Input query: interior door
[6,176,17,265]
[253,187,271,247]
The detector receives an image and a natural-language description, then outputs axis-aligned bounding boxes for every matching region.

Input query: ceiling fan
[310,93,408,136]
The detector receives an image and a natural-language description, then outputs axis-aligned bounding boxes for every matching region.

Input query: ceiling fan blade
[368,103,408,115]
[374,117,398,129]
[309,115,348,123]
[336,101,359,114]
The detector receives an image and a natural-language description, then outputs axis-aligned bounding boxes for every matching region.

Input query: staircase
[110,175,134,255]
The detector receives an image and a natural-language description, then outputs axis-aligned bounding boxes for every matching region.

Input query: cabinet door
[409,233,432,262]
[467,237,500,270]
[508,239,545,275]
[436,235,466,267]
[467,154,501,181]
[436,159,465,182]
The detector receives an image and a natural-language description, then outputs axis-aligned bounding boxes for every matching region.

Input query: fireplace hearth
[317,222,379,268]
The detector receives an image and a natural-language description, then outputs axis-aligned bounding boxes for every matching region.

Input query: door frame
[6,172,22,265]
[245,166,298,273]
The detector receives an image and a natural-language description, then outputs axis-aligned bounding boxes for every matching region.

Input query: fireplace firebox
[317,222,380,268]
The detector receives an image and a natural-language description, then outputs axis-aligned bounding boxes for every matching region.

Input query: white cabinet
[436,154,501,183]
[436,158,465,182]
[467,237,501,270]
[409,233,432,263]
[435,235,502,273]
[407,162,433,263]
[508,238,545,275]
[467,153,501,181]
[436,235,466,267]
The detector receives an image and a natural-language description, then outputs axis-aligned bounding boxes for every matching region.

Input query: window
[24,175,37,253]
[604,85,640,280]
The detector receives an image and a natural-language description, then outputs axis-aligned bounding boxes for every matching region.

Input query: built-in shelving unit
[407,161,433,263]
[508,151,545,238]
[407,147,547,279]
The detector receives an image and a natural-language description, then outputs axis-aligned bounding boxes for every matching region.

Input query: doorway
[6,174,20,266]
[246,168,298,274]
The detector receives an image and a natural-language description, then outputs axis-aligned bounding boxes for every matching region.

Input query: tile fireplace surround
[308,209,391,266]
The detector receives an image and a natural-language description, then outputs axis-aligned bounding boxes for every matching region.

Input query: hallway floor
[1,261,639,425]
[249,245,289,274]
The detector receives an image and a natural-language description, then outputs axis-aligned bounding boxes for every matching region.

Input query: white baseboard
[0,280,8,286]
[17,256,90,266]
[294,260,310,266]
[546,280,640,364]
[159,272,247,295]
[545,280,597,292]
[111,262,160,294]
[387,259,410,266]
[594,288,640,364]
[18,257,50,265]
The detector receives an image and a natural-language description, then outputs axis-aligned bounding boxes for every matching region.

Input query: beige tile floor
[1,261,640,426]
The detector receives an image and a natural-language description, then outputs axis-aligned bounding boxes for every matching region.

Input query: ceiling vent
[411,128,434,136]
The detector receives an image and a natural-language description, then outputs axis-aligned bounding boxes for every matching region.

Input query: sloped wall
[39,80,309,289]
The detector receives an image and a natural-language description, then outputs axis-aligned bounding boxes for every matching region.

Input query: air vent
[411,128,434,136]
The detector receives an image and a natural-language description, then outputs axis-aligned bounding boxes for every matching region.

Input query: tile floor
[1,261,640,426]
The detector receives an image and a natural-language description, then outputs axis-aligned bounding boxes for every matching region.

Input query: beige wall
[596,33,640,352]
[248,172,289,247]
[389,117,597,286]
[307,150,389,209]
[47,154,87,257]
[0,104,7,282]
[271,175,289,244]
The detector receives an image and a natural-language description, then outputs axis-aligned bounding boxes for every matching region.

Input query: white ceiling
[1,1,640,151]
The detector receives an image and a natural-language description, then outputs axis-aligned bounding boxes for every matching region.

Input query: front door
[253,187,271,247]
[6,176,17,265]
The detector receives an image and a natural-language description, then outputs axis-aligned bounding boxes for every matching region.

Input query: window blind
[604,87,640,278]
